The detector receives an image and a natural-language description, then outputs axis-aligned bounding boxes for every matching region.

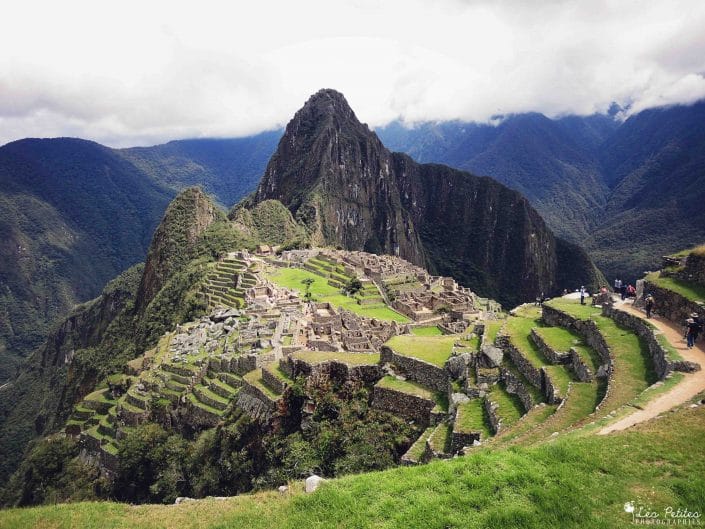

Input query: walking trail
[599,300,705,435]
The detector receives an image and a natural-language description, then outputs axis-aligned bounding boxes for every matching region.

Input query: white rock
[278,485,289,494]
[305,475,325,493]
[174,497,192,504]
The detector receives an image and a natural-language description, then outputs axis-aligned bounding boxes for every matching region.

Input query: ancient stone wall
[450,429,480,454]
[569,348,593,382]
[500,368,534,413]
[371,386,435,425]
[540,367,563,405]
[541,305,612,365]
[680,253,705,287]
[380,346,450,393]
[602,305,700,377]
[529,329,570,364]
[237,381,278,422]
[643,281,704,326]
[483,397,502,434]
[496,335,542,389]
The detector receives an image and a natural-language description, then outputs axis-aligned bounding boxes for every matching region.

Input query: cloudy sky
[2,0,705,147]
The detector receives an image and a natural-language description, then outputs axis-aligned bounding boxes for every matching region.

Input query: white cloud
[1,0,705,147]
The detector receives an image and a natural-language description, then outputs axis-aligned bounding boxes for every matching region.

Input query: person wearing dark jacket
[686,318,700,348]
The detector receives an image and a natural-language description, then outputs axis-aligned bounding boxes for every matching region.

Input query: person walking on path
[645,294,654,318]
[580,286,586,305]
[686,318,700,348]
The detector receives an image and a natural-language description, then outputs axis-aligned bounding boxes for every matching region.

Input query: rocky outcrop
[136,187,220,312]
[251,89,601,307]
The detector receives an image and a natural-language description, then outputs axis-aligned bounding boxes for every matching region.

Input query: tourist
[645,294,654,318]
[692,313,703,342]
[686,318,700,348]
[620,282,627,301]
[614,278,621,292]
[580,285,586,305]
[626,284,636,299]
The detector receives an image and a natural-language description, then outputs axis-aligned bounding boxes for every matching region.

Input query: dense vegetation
[1,373,415,507]
[2,397,703,528]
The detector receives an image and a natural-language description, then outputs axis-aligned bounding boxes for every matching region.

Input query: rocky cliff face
[255,89,426,263]
[253,89,600,306]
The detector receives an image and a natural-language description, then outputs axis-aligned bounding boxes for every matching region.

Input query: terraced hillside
[12,245,702,516]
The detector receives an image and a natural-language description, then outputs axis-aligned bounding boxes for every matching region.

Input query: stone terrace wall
[284,356,383,385]
[542,304,614,410]
[540,367,563,405]
[542,305,612,366]
[483,397,502,434]
[681,253,705,287]
[644,280,705,325]
[530,329,570,364]
[602,305,700,377]
[380,346,450,393]
[237,381,278,422]
[496,335,542,389]
[371,386,435,425]
[500,368,534,413]
[569,348,593,382]
[451,429,480,453]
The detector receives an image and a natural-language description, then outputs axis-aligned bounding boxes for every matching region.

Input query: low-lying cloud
[2,0,705,147]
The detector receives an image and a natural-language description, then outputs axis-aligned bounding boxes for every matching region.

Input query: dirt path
[599,301,705,435]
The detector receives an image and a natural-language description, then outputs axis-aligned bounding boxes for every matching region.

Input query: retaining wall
[380,346,450,393]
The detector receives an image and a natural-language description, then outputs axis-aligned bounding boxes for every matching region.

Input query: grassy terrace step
[504,308,572,396]
[454,398,492,439]
[534,326,601,372]
[487,385,524,428]
[118,399,146,414]
[205,376,240,398]
[428,423,453,455]
[510,381,602,446]
[186,392,225,417]
[291,350,381,365]
[645,271,705,303]
[193,384,230,411]
[243,369,281,400]
[402,426,435,464]
[384,335,456,368]
[483,321,503,345]
[410,326,443,337]
[375,376,447,413]
[545,299,657,415]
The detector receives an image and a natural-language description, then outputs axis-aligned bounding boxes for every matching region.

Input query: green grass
[428,423,452,454]
[243,369,280,400]
[646,271,705,303]
[404,426,434,462]
[410,326,443,336]
[384,335,456,368]
[376,376,434,401]
[454,399,492,439]
[3,404,705,529]
[534,326,601,372]
[291,351,381,366]
[483,321,502,345]
[545,298,656,415]
[267,267,409,322]
[487,385,524,427]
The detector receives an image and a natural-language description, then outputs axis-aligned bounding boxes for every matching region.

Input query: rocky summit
[252,89,601,307]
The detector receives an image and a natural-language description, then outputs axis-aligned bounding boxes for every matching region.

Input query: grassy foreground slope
[3,400,704,529]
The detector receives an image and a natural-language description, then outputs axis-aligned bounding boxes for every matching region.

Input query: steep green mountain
[0,138,173,383]
[586,102,705,279]
[0,188,225,483]
[377,102,705,282]
[0,134,279,385]
[121,132,281,207]
[252,89,602,306]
